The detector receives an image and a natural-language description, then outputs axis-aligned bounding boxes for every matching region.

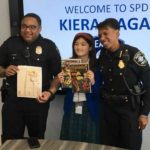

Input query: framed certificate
[17,65,42,98]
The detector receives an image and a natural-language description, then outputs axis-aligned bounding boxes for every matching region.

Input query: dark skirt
[60,102,100,144]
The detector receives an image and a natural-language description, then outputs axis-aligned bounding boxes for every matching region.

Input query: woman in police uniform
[97,18,150,150]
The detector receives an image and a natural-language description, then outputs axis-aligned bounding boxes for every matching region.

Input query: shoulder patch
[133,51,148,66]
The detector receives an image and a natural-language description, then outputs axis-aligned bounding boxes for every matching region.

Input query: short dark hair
[97,18,120,30]
[22,13,41,26]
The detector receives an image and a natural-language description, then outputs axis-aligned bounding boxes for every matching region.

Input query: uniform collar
[105,41,125,59]
[20,34,43,45]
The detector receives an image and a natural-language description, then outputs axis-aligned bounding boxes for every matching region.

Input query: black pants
[2,97,49,143]
[100,102,142,150]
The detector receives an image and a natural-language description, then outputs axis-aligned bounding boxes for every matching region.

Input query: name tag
[75,103,83,114]
[73,93,86,102]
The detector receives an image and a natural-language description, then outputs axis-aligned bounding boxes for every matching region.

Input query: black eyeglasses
[21,24,39,30]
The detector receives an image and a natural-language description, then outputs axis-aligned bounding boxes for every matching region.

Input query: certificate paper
[17,65,42,98]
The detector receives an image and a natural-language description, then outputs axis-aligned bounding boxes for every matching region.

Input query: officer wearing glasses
[0,13,61,143]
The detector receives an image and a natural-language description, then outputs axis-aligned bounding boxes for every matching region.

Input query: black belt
[101,93,130,105]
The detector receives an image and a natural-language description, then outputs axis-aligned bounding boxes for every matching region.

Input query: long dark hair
[72,32,96,72]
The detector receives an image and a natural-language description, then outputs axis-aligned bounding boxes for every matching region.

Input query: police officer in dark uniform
[0,13,61,143]
[97,18,150,150]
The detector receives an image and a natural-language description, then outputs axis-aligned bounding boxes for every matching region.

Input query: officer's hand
[5,65,18,77]
[37,91,51,103]
[138,115,148,130]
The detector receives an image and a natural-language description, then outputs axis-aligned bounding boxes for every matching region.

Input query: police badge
[118,60,125,69]
[35,46,42,54]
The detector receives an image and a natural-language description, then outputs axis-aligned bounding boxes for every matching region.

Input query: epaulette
[42,37,60,54]
[42,38,54,44]
[124,45,148,67]
[7,35,19,41]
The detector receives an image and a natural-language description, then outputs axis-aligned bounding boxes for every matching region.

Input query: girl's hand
[57,71,64,83]
[87,70,95,85]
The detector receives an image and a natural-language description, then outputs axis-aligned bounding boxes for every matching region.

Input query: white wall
[0,1,149,150]
[0,0,11,145]
[45,95,64,139]
[0,0,10,42]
